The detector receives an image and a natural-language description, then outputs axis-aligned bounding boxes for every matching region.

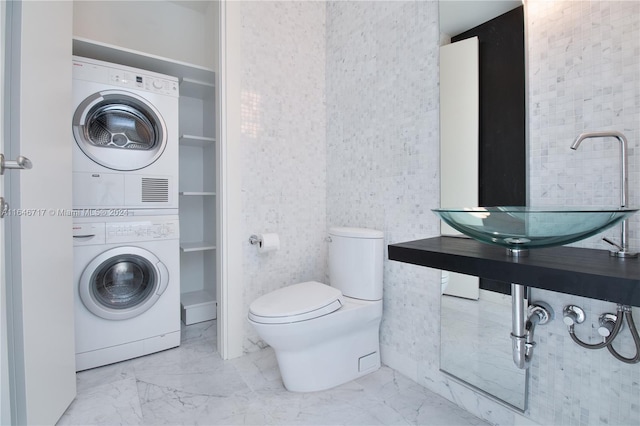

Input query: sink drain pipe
[511,283,554,369]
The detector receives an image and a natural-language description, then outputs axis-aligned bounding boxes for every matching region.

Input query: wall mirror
[438,0,528,411]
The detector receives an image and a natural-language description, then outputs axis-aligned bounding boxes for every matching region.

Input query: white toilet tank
[328,227,384,301]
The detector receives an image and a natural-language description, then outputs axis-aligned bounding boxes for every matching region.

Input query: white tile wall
[528,0,640,251]
[326,0,442,368]
[238,1,327,353]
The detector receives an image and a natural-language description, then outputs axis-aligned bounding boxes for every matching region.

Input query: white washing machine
[72,56,179,211]
[73,215,180,371]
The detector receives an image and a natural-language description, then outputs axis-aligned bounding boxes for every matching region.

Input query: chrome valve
[598,313,618,337]
[563,305,586,326]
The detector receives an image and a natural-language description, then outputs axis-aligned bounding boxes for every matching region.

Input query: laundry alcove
[72,0,220,328]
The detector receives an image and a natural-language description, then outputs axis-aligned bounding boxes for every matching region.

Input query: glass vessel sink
[433,207,639,255]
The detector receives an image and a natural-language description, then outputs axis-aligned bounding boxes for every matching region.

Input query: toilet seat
[248,281,344,324]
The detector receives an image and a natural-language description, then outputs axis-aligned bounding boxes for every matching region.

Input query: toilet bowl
[248,227,384,392]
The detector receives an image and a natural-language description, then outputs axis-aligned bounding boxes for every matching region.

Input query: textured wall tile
[528,0,640,251]
[239,1,327,352]
[326,0,442,364]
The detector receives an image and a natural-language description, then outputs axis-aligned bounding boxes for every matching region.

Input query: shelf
[179,191,216,196]
[179,134,216,147]
[180,241,217,253]
[181,290,216,325]
[73,37,215,85]
[181,289,216,307]
[388,236,640,307]
[180,77,215,99]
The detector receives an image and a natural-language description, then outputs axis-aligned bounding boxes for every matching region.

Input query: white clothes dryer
[73,215,180,371]
[72,56,179,211]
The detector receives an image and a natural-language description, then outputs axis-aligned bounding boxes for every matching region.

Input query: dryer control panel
[107,69,178,97]
[73,56,179,97]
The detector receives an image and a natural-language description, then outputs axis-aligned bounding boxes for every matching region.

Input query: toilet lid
[248,281,344,324]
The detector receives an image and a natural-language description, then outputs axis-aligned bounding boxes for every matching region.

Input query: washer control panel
[73,219,179,246]
[105,220,179,243]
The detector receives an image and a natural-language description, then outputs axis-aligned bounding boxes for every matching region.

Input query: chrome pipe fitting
[529,302,554,325]
[511,284,554,369]
[598,313,619,337]
[563,305,586,326]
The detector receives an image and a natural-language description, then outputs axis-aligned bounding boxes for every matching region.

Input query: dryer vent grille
[141,178,169,203]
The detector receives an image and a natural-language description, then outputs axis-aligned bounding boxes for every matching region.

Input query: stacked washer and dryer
[71,57,181,371]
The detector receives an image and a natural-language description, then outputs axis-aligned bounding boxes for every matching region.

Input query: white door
[2,1,76,424]
[440,38,480,300]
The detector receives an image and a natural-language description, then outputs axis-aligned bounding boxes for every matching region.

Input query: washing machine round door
[72,90,167,171]
[79,246,169,320]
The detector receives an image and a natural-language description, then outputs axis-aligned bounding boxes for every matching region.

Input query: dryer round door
[72,90,168,171]
[79,246,169,320]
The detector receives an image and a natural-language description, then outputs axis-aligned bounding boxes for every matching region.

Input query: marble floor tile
[58,321,489,426]
[58,377,143,425]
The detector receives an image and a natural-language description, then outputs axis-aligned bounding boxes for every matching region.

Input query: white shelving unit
[72,37,218,326]
[178,73,217,325]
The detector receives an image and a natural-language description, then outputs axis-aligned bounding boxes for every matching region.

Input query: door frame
[217,0,244,360]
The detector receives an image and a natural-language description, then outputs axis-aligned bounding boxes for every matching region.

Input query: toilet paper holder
[249,233,280,253]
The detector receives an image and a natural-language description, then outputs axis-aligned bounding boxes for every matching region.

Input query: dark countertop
[388,236,640,307]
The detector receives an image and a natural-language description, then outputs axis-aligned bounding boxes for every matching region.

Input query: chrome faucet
[570,131,637,258]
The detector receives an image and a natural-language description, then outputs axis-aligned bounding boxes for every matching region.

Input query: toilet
[248,227,384,392]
